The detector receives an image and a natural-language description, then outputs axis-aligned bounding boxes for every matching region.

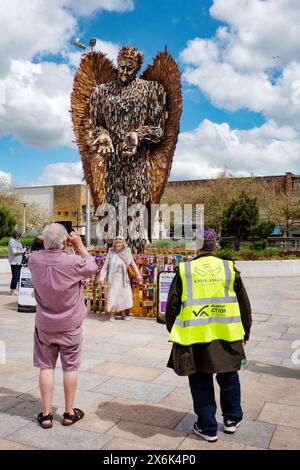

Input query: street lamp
[22,203,27,235]
[72,37,97,53]
[89,38,96,52]
[86,186,91,247]
[72,38,86,51]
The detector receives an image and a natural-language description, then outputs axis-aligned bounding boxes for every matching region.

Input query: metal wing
[142,50,182,204]
[71,52,117,207]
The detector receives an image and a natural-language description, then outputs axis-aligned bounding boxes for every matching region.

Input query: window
[57,211,61,215]
[64,211,69,216]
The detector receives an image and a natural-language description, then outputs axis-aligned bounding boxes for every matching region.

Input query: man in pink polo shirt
[29,223,98,429]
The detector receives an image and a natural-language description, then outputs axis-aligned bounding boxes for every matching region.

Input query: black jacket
[165,253,252,375]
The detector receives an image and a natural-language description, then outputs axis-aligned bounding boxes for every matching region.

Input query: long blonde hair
[112,237,128,252]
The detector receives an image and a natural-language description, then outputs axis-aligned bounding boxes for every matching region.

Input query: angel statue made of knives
[71,45,182,252]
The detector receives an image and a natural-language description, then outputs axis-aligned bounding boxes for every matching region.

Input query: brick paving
[0,273,299,450]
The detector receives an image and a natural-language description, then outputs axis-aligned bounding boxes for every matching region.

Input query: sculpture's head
[117,46,144,84]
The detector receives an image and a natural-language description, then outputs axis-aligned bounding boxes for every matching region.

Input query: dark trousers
[10,265,21,290]
[188,371,243,436]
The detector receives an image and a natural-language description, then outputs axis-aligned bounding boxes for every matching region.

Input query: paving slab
[258,402,300,428]
[0,438,37,450]
[0,395,25,412]
[178,435,245,450]
[0,412,31,438]
[53,369,110,391]
[102,437,164,450]
[8,421,112,450]
[107,420,186,449]
[159,388,193,412]
[124,347,170,362]
[97,398,186,429]
[218,418,275,449]
[152,369,189,388]
[89,361,164,382]
[269,425,300,450]
[91,377,173,403]
[75,412,119,434]
[175,411,196,433]
[0,275,300,450]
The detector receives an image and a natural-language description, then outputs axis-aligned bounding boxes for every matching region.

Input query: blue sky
[0,0,299,187]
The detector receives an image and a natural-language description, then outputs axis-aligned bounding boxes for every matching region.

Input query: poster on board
[18,266,36,313]
[157,271,176,324]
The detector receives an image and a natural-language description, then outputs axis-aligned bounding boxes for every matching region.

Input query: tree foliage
[221,192,259,239]
[161,172,279,232]
[0,206,16,238]
[0,185,51,234]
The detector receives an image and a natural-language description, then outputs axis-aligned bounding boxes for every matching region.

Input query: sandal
[37,412,53,429]
[62,408,84,426]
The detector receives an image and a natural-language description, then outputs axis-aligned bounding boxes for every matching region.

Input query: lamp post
[22,203,27,235]
[86,185,91,247]
[72,37,97,53]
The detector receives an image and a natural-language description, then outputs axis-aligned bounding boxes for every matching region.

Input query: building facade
[14,172,300,238]
[15,184,87,234]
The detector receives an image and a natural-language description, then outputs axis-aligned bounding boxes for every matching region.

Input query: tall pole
[86,185,91,247]
[22,203,26,235]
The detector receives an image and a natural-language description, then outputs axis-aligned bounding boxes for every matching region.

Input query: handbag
[117,252,136,280]
[127,263,136,280]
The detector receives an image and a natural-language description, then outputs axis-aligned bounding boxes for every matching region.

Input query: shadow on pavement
[247,361,300,380]
[0,386,59,421]
[95,400,186,436]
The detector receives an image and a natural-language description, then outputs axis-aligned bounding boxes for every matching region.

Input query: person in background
[165,228,252,443]
[31,235,45,251]
[29,223,98,429]
[99,235,141,321]
[8,230,25,296]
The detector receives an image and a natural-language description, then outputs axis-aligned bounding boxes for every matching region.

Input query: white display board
[157,271,176,323]
[18,267,36,312]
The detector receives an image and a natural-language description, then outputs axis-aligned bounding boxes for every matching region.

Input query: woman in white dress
[99,236,141,321]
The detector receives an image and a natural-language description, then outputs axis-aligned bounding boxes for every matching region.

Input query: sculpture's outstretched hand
[93,134,114,157]
[121,131,138,157]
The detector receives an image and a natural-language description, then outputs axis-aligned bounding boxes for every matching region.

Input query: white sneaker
[224,419,242,434]
[193,423,218,442]
[109,315,115,322]
[121,315,130,321]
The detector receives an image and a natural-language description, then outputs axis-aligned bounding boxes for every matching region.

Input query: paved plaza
[0,273,299,450]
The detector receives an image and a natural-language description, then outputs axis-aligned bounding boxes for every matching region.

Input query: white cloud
[32,162,83,185]
[0,0,133,75]
[211,0,300,72]
[0,171,12,192]
[181,0,300,128]
[65,0,134,16]
[178,0,300,180]
[0,60,74,148]
[29,116,300,186]
[0,0,76,77]
[0,0,125,148]
[171,119,300,180]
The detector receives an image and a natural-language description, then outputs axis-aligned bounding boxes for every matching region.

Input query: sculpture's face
[118,59,139,84]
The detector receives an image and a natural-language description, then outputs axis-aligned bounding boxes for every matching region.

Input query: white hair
[42,223,68,250]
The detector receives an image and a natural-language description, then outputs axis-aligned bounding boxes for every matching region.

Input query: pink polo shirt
[28,249,97,333]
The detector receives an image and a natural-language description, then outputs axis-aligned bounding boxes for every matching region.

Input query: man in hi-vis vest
[166,229,252,442]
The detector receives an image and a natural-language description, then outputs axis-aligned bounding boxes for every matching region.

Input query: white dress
[106,257,133,313]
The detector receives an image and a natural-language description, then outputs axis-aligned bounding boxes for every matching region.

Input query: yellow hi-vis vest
[169,256,245,346]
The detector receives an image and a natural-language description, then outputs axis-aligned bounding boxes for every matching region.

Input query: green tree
[253,221,276,239]
[0,206,16,238]
[268,192,300,236]
[222,192,259,249]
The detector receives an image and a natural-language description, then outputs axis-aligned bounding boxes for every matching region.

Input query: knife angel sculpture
[71,46,182,251]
